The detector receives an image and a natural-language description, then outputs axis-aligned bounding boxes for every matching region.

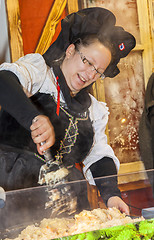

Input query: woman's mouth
[77,74,86,83]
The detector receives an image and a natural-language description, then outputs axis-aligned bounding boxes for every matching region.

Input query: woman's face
[61,41,111,95]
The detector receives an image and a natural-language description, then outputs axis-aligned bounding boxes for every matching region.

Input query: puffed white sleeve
[82,94,120,185]
[0,53,48,96]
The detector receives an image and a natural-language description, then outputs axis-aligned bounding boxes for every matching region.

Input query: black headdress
[43,7,136,78]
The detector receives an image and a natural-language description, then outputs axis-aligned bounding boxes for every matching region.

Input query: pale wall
[0,0,11,63]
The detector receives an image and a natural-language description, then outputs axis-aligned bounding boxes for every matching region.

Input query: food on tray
[60,219,154,240]
[4,207,144,240]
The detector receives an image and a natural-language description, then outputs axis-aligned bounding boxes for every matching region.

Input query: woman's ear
[65,44,76,58]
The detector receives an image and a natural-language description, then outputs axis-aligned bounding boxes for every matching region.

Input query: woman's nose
[86,68,96,79]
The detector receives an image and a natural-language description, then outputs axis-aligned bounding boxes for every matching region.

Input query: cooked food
[38,167,69,185]
[4,207,144,240]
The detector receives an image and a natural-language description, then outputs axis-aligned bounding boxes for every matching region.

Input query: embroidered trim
[34,153,46,162]
[34,96,89,164]
[55,106,88,162]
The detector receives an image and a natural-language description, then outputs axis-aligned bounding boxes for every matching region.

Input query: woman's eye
[83,58,88,64]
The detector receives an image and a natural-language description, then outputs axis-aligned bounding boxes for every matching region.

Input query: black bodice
[0,93,94,166]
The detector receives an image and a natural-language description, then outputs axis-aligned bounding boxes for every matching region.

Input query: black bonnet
[43,7,136,78]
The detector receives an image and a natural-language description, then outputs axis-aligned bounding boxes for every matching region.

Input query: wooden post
[136,0,153,86]
[5,0,24,62]
[67,0,79,14]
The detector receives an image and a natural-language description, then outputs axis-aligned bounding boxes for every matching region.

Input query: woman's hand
[107,196,130,215]
[30,115,55,155]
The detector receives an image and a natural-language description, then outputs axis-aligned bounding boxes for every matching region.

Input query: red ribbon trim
[56,76,60,116]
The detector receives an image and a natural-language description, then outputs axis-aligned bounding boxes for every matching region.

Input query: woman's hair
[53,33,116,66]
[74,34,116,64]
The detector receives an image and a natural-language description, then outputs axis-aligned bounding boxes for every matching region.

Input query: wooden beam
[147,0,154,72]
[118,161,147,185]
[35,0,67,55]
[136,0,153,86]
[5,0,24,62]
[67,0,79,14]
[133,44,144,51]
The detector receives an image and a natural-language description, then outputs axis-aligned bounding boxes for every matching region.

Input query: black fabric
[139,73,154,170]
[90,157,121,205]
[0,146,43,191]
[31,93,94,166]
[0,92,94,164]
[0,70,41,130]
[43,7,136,78]
[53,64,91,114]
[150,108,154,159]
[43,8,116,65]
[139,73,154,196]
[0,91,94,190]
[103,26,136,78]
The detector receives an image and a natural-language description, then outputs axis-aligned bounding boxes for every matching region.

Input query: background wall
[0,0,10,63]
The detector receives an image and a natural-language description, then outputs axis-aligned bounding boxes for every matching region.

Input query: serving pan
[1,170,154,239]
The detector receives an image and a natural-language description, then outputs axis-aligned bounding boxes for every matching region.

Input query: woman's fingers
[107,196,130,215]
[30,115,55,154]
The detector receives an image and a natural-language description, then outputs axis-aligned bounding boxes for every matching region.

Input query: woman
[0,7,136,214]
